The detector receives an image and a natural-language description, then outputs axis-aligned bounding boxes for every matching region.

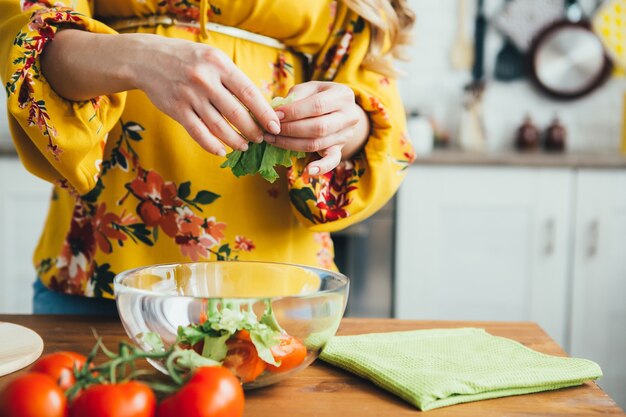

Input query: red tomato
[157,367,244,417]
[223,334,266,383]
[155,396,175,417]
[69,381,155,417]
[0,372,67,417]
[31,351,87,390]
[266,335,308,373]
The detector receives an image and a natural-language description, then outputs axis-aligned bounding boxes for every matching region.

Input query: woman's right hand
[129,34,281,155]
[41,31,281,156]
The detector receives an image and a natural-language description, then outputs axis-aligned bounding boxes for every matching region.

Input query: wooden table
[0,316,623,416]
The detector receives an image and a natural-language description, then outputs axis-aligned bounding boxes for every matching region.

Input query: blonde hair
[344,0,416,76]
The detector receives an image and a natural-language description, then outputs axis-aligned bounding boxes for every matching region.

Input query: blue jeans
[32,279,119,316]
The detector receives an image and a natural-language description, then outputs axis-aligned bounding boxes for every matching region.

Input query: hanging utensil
[459,0,488,152]
[528,0,613,100]
[451,0,474,71]
[494,0,526,81]
[471,0,487,83]
[492,0,564,52]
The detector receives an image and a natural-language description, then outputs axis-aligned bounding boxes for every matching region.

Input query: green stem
[165,350,186,386]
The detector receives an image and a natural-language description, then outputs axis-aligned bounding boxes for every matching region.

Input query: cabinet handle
[587,220,599,258]
[544,218,555,256]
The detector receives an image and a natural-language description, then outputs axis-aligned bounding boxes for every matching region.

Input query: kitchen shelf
[3,144,626,169]
[413,149,626,169]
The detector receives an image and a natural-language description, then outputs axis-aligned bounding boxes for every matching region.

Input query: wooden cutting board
[0,322,44,377]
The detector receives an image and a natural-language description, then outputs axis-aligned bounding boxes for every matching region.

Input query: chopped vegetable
[223,331,267,383]
[267,334,308,373]
[172,299,307,383]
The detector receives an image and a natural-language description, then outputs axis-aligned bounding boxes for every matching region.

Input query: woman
[0,0,415,314]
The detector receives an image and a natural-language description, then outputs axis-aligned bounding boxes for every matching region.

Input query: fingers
[210,85,265,144]
[264,128,354,153]
[178,109,227,156]
[279,111,359,138]
[192,100,249,151]
[223,66,281,135]
[307,145,342,175]
[278,84,354,122]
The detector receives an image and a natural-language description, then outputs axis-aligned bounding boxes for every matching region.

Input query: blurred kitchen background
[0,0,624,408]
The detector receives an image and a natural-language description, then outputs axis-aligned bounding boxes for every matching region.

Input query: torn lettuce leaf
[175,301,283,367]
[201,333,230,362]
[138,331,166,353]
[220,95,305,183]
[174,347,221,369]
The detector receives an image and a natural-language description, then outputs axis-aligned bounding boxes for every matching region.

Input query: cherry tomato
[69,381,155,417]
[0,372,67,417]
[223,332,266,383]
[157,367,244,417]
[155,396,175,417]
[266,334,308,373]
[31,351,87,390]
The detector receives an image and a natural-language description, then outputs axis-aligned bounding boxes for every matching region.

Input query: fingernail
[268,120,281,135]
[240,143,249,151]
[264,133,276,143]
[276,111,285,120]
[308,166,320,175]
[217,148,227,157]
[255,135,264,143]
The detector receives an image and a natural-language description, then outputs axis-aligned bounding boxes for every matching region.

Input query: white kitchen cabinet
[0,157,50,314]
[571,170,626,408]
[395,166,573,347]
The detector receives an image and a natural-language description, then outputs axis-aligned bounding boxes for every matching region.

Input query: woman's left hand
[263,81,370,175]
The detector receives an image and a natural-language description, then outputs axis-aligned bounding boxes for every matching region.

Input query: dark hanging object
[494,0,526,82]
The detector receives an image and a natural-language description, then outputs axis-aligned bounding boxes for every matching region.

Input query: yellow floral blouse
[0,0,414,299]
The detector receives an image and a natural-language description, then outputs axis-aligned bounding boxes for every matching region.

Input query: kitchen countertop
[413,149,626,169]
[3,144,626,168]
[0,316,623,416]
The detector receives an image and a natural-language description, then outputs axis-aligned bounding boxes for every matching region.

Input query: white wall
[0,89,10,148]
[398,0,626,152]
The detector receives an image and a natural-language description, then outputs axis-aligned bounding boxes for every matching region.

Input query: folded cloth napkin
[319,328,602,411]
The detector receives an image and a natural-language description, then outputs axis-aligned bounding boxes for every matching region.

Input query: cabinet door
[571,170,626,408]
[0,158,51,313]
[395,167,572,346]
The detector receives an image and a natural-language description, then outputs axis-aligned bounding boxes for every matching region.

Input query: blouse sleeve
[287,4,415,232]
[0,0,126,195]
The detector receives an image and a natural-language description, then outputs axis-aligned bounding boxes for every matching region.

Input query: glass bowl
[114,261,349,389]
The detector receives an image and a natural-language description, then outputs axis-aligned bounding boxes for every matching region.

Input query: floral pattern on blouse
[38,120,254,297]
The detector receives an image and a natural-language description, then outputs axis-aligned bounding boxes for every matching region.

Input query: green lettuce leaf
[249,327,280,366]
[175,301,284,367]
[177,325,206,346]
[137,331,165,353]
[220,95,305,182]
[201,333,230,362]
[174,347,221,369]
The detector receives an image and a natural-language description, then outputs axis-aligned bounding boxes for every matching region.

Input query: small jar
[407,111,435,156]
[515,115,540,151]
[544,116,567,152]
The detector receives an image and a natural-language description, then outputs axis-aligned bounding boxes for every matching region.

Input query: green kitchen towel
[319,328,602,411]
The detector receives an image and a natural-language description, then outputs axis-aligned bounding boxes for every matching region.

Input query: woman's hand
[41,31,281,156]
[130,34,280,156]
[263,81,370,175]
